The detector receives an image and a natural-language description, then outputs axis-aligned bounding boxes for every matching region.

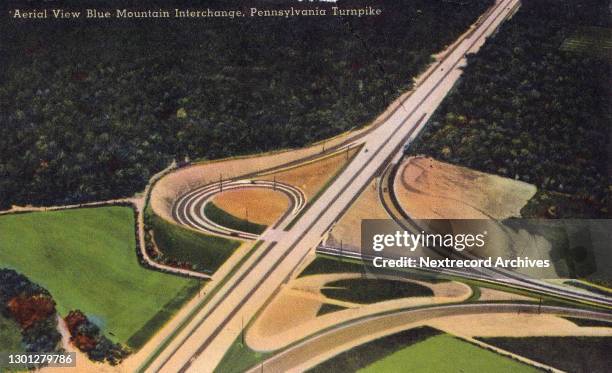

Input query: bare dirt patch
[428,313,612,338]
[211,188,289,226]
[477,288,535,302]
[396,156,536,219]
[246,273,470,351]
[257,148,358,199]
[395,157,560,274]
[326,178,389,250]
[150,130,367,223]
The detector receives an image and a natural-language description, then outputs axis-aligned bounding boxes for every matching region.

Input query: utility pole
[273,175,276,191]
[241,315,245,345]
[538,297,542,314]
[219,173,223,192]
[346,144,350,160]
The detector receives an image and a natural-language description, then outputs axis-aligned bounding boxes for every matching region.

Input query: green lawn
[308,327,440,372]
[361,334,540,373]
[149,212,241,273]
[214,336,271,373]
[317,303,347,316]
[563,317,612,328]
[322,279,433,304]
[0,207,201,347]
[204,202,267,235]
[299,255,367,277]
[0,314,24,353]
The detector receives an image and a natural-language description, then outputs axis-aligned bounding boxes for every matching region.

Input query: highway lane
[147,1,524,371]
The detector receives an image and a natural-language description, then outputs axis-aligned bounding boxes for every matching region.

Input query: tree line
[0,0,492,209]
[0,269,62,362]
[0,268,130,365]
[409,0,611,217]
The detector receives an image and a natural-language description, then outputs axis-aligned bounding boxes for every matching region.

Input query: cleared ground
[0,207,200,346]
[477,287,535,302]
[246,272,470,351]
[395,157,559,266]
[210,188,289,226]
[396,156,536,219]
[326,178,389,250]
[360,334,539,373]
[257,148,359,199]
[427,313,612,338]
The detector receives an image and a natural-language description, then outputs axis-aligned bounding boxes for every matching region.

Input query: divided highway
[145,1,525,371]
[247,303,612,372]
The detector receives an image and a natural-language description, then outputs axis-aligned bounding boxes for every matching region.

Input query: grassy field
[299,255,367,277]
[126,280,201,350]
[0,207,201,347]
[214,336,271,373]
[317,303,347,316]
[322,279,433,304]
[563,317,612,328]
[149,212,241,273]
[361,334,539,372]
[308,327,441,372]
[204,202,267,235]
[0,314,24,353]
[565,279,612,296]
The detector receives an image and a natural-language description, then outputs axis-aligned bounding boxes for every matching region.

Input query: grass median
[321,278,433,304]
[149,211,241,273]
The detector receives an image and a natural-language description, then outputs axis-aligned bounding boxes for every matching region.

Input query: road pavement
[246,303,612,372]
[146,1,524,371]
[174,180,305,240]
